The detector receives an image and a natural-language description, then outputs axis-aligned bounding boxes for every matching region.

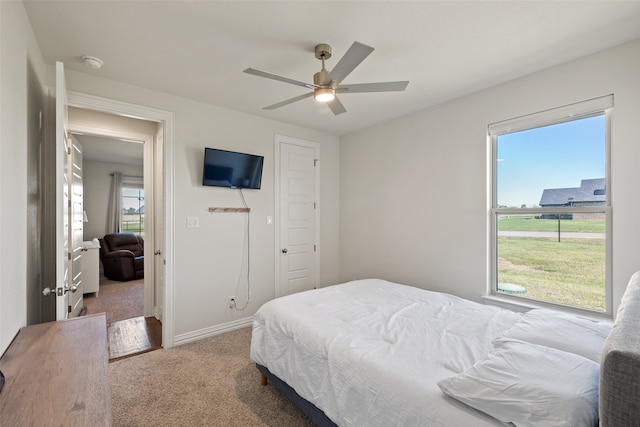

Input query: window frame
[121,176,145,237]
[488,95,613,317]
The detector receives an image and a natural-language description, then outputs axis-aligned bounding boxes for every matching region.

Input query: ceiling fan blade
[327,97,347,115]
[337,81,409,93]
[323,41,374,86]
[263,92,313,110]
[244,68,316,89]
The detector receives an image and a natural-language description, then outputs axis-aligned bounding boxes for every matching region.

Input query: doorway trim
[67,90,176,348]
[273,134,320,298]
[68,124,154,317]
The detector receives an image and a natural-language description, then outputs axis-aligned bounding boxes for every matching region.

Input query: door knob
[154,250,162,255]
[281,248,288,254]
[44,285,78,296]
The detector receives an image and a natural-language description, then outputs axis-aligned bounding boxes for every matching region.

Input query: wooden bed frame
[256,272,640,426]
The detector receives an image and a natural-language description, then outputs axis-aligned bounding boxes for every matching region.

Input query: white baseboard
[173,317,252,346]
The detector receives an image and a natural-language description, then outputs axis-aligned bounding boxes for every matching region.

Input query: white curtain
[106,172,123,234]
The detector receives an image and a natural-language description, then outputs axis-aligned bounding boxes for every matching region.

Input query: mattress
[250,279,522,426]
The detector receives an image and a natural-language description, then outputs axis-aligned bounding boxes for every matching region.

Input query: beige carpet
[109,327,314,427]
[83,277,144,324]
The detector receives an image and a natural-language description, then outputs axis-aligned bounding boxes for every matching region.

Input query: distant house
[539,178,605,219]
[122,205,144,214]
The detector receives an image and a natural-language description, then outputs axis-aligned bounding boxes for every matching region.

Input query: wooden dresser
[0,313,111,426]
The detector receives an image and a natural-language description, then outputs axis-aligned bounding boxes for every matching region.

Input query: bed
[250,275,640,426]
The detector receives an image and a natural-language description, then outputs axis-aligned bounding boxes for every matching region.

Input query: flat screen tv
[202,147,264,189]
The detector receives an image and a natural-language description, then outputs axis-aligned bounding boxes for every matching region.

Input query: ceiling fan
[243,41,409,115]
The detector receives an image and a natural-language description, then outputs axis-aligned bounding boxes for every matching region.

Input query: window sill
[481,294,538,313]
[481,294,612,322]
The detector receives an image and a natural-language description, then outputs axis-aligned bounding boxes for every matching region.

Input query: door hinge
[314,202,316,209]
[67,252,72,261]
[68,305,72,313]
[314,244,316,252]
[314,159,319,166]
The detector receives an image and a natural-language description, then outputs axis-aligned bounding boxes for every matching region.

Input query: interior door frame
[68,123,154,315]
[67,90,176,348]
[273,134,320,298]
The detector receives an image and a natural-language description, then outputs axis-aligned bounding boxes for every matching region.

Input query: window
[489,95,612,315]
[122,176,144,237]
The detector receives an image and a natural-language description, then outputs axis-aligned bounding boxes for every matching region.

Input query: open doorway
[69,106,162,359]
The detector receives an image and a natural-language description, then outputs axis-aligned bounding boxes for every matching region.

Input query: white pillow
[438,339,599,427]
[502,308,611,363]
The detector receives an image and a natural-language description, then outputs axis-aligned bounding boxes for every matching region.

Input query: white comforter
[251,279,522,426]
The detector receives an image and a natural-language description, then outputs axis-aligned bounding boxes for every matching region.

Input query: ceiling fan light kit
[314,87,335,103]
[244,41,409,115]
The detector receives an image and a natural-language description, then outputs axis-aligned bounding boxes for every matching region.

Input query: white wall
[0,1,46,354]
[83,160,144,241]
[340,38,640,315]
[52,68,341,341]
[70,106,158,137]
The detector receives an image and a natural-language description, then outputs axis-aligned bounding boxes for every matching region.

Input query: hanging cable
[233,188,251,311]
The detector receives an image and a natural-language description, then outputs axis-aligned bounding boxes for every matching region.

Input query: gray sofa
[600,271,640,426]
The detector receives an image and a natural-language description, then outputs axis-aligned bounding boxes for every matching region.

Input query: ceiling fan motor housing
[314,69,330,86]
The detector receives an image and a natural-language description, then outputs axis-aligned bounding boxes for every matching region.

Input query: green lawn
[122,221,144,233]
[497,215,605,233]
[496,216,606,311]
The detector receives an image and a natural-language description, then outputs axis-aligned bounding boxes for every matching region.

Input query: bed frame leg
[260,372,268,386]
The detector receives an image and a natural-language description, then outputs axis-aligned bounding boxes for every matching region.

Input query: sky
[122,187,144,212]
[496,114,606,208]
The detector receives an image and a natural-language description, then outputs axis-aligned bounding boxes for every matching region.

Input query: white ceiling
[24,1,640,136]
[71,133,144,166]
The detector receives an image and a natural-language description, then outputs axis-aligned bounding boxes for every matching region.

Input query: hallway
[83,277,162,360]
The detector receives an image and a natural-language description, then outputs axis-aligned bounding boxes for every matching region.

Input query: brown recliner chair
[99,233,144,281]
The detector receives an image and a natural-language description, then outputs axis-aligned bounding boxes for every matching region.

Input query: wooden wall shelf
[208,207,250,213]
